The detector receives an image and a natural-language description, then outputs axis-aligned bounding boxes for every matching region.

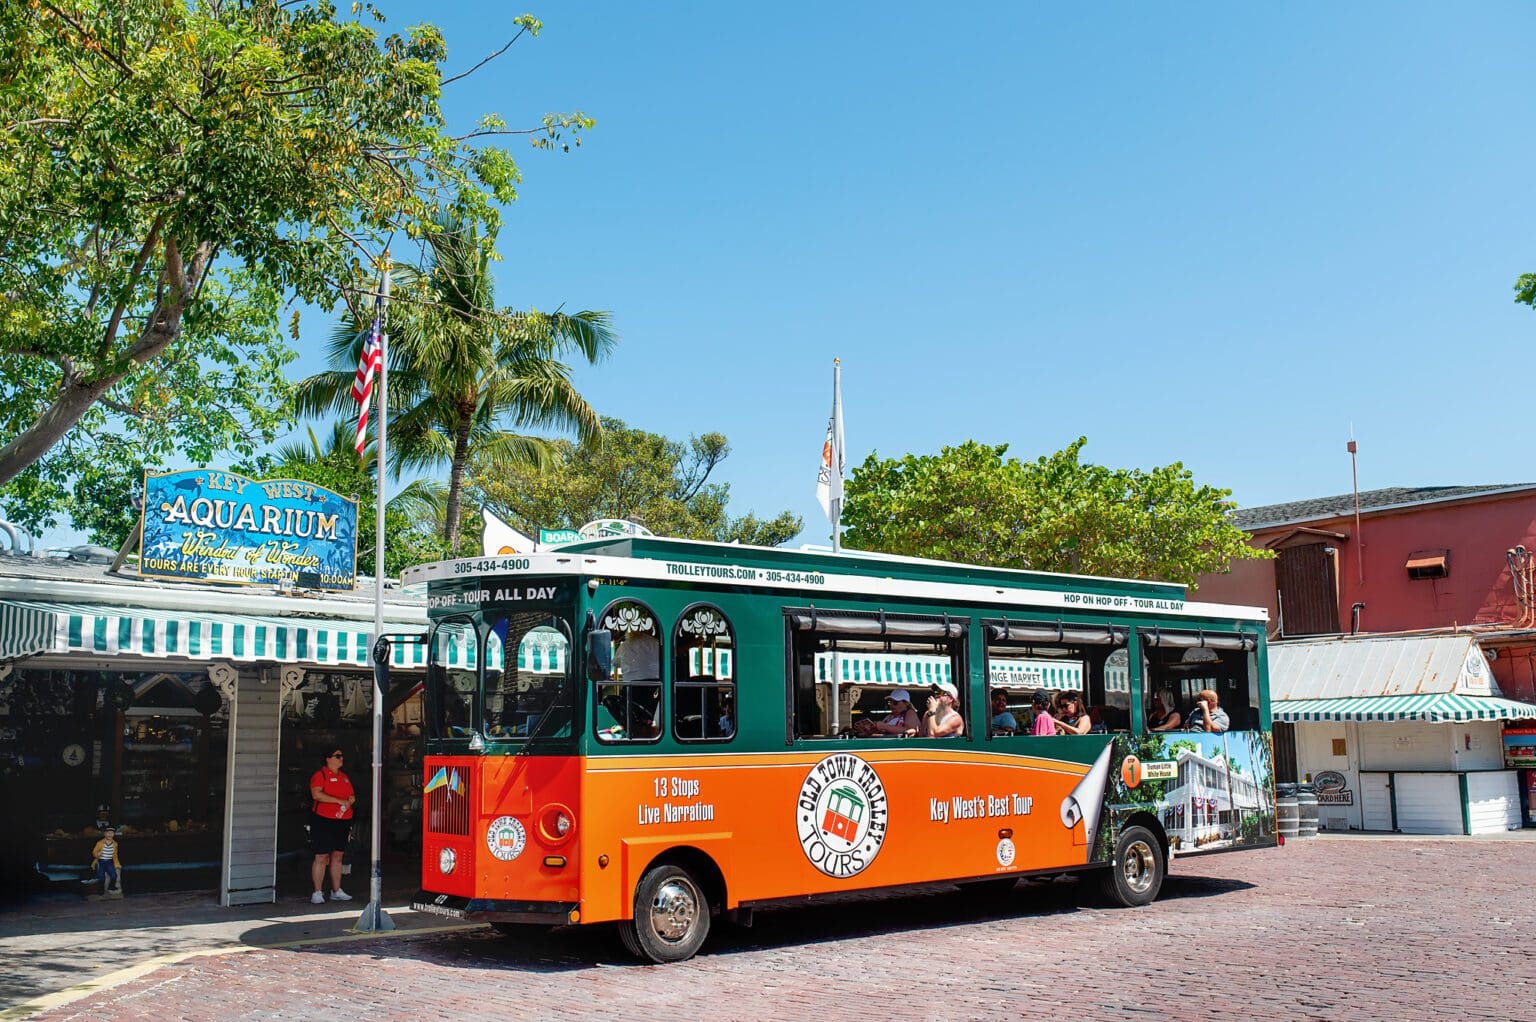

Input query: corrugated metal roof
[1274,693,1536,723]
[1267,633,1497,701]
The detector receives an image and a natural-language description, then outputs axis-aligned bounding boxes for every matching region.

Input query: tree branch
[100,214,163,359]
[440,25,531,88]
[4,118,73,133]
[99,396,146,418]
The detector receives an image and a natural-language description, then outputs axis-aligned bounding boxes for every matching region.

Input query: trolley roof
[405,536,1268,624]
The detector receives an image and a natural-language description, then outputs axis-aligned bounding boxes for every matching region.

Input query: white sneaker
[310,891,326,905]
[330,889,353,901]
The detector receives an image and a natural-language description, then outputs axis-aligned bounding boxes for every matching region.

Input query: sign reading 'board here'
[140,469,358,590]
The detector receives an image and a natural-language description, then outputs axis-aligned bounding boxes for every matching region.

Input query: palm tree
[295,212,616,549]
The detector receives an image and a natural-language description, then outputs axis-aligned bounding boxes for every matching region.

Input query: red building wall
[1201,491,1536,632]
[1197,490,1536,695]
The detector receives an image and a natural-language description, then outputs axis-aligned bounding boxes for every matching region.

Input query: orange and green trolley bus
[406,536,1275,962]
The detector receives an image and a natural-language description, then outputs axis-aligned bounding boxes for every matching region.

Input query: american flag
[351,311,382,458]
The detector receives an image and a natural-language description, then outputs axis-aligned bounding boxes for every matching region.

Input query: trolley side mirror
[587,629,613,682]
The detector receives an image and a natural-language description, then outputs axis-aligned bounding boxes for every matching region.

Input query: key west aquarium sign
[140,470,358,590]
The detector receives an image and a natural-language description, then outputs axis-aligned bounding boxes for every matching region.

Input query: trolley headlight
[438,847,457,875]
[537,803,576,844]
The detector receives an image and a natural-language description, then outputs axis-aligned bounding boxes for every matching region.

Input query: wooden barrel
[1276,783,1299,839]
[1277,796,1299,839]
[1296,784,1319,838]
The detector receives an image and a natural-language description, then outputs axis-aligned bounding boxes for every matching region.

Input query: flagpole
[830,358,843,553]
[358,258,395,933]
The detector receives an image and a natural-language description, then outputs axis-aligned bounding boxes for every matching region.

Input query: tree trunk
[443,415,474,549]
[0,375,120,487]
[0,236,203,488]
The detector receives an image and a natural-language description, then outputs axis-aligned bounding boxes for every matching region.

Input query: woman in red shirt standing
[309,749,355,905]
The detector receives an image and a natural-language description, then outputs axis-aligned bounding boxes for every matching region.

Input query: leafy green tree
[474,417,803,546]
[294,211,614,549]
[841,438,1266,586]
[239,422,440,578]
[0,271,294,538]
[0,1,588,528]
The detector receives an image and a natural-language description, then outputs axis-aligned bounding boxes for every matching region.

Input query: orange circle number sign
[1121,754,1143,790]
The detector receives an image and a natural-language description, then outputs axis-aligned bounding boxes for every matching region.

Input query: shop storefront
[1269,632,1536,834]
[0,554,429,903]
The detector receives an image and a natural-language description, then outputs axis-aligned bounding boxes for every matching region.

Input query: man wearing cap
[919,681,965,738]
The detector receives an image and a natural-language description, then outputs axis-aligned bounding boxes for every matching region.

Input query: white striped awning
[816,651,952,688]
[0,599,428,669]
[812,652,1115,692]
[1274,693,1536,723]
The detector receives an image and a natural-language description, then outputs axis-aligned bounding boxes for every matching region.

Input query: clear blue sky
[287,2,1536,544]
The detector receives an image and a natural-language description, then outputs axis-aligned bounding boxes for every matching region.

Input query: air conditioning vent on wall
[1406,549,1449,581]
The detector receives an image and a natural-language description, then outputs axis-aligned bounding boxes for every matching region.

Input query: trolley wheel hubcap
[648,877,701,943]
[1122,839,1156,894]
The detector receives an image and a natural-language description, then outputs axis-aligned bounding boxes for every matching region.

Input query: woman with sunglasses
[1053,692,1093,736]
[309,748,356,905]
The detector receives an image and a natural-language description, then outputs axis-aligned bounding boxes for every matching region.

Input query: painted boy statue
[90,826,122,897]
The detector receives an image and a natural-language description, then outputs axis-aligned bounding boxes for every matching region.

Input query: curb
[0,921,479,1022]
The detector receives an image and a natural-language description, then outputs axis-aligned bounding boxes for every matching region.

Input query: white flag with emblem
[815,359,845,525]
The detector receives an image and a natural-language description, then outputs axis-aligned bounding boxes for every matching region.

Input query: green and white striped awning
[0,599,427,668]
[816,651,952,688]
[1274,693,1536,723]
[812,653,1115,692]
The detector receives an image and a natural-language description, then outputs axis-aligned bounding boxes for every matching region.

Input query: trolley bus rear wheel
[1100,825,1164,907]
[621,864,711,963]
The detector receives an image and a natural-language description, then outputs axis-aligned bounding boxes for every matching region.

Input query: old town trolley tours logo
[485,815,527,862]
[797,753,889,878]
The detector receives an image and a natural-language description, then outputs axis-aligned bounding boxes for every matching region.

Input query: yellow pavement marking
[0,919,478,1022]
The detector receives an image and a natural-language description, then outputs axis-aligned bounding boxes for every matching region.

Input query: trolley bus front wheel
[620,864,712,963]
[1100,825,1165,908]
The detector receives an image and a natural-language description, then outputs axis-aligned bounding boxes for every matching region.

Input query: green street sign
[539,528,581,546]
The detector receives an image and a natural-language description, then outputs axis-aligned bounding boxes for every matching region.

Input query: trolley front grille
[426,764,472,836]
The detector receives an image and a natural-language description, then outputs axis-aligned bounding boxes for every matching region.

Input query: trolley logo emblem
[485,815,527,861]
[797,753,888,879]
[996,837,1017,868]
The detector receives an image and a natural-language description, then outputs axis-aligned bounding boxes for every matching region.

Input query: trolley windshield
[427,608,575,745]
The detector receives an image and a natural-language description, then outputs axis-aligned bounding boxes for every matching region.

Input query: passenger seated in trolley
[918,681,964,737]
[1028,690,1055,735]
[1148,691,1182,732]
[853,689,920,737]
[990,689,1019,735]
[1053,691,1092,735]
[1185,688,1230,733]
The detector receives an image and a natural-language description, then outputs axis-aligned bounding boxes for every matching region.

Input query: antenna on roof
[1348,425,1363,587]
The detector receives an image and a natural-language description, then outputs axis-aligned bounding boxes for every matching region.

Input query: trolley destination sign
[140,469,359,590]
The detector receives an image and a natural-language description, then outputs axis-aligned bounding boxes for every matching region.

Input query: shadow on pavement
[276,869,1256,972]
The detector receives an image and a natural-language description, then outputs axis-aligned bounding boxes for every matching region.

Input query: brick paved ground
[21,839,1536,1021]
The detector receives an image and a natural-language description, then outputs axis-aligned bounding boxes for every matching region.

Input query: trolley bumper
[412,890,577,925]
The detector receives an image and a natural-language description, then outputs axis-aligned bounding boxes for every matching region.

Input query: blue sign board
[140,469,359,590]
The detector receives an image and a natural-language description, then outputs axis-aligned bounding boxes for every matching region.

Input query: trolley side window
[1139,629,1259,733]
[785,609,967,740]
[982,620,1130,737]
[673,604,736,743]
[594,599,663,743]
[427,616,479,739]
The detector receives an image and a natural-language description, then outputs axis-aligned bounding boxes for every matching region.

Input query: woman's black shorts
[308,814,351,855]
